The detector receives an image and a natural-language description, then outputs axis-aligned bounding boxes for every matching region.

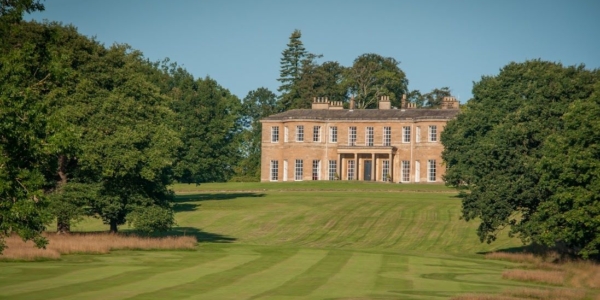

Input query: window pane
[328,160,337,180]
[295,159,303,181]
[296,125,304,142]
[403,126,411,143]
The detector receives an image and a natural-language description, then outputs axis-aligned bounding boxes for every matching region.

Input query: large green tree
[277,29,309,110]
[441,60,599,257]
[344,53,408,109]
[170,76,243,184]
[234,87,278,181]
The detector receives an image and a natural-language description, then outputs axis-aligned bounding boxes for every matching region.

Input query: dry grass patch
[1,233,197,261]
[502,287,586,300]
[450,294,519,300]
[502,269,565,285]
[485,251,542,265]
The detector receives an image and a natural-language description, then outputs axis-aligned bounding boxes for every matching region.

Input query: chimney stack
[441,96,459,109]
[378,95,391,110]
[349,96,355,110]
[311,96,330,110]
[401,94,407,109]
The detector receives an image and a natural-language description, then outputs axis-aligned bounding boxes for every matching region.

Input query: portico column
[372,153,376,181]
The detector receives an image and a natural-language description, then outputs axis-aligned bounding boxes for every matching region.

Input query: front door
[364,160,372,181]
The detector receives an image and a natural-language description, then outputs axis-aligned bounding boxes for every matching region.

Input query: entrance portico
[337,146,395,181]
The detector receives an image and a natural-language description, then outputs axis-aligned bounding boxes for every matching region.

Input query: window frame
[271,126,279,143]
[382,160,390,182]
[270,160,279,181]
[329,126,337,143]
[348,126,357,146]
[347,159,355,180]
[383,127,391,146]
[328,160,337,180]
[366,126,374,146]
[403,126,411,143]
[296,125,304,142]
[312,160,321,180]
[429,125,437,142]
[313,126,321,142]
[428,159,436,182]
[401,160,410,182]
[295,159,303,181]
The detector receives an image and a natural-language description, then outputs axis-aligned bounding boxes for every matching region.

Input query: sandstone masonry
[260,96,459,183]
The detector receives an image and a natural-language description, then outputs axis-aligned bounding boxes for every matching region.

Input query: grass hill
[1,182,597,299]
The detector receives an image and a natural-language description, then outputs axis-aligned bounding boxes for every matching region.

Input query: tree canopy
[441,60,600,258]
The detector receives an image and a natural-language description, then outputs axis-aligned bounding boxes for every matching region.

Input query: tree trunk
[56,154,70,234]
[109,219,118,233]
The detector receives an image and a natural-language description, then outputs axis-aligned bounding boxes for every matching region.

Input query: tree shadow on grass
[141,227,236,243]
[174,192,265,203]
[172,193,265,213]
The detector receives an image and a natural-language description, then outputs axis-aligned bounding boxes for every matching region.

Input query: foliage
[344,53,408,109]
[533,86,600,258]
[441,60,600,257]
[169,75,243,184]
[0,0,44,23]
[235,87,278,181]
[127,205,175,234]
[277,29,307,110]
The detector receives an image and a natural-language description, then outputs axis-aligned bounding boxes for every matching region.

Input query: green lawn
[1,182,544,300]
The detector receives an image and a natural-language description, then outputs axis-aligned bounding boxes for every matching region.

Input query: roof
[261,108,460,122]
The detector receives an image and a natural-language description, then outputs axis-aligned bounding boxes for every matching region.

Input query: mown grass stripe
[251,249,352,298]
[184,249,328,300]
[0,266,145,297]
[56,254,259,300]
[309,251,382,299]
[128,247,300,300]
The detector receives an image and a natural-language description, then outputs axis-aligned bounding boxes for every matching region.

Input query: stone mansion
[260,96,460,183]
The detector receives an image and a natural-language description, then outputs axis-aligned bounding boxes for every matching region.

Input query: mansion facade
[260,96,460,183]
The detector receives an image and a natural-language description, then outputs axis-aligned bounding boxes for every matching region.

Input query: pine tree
[277,29,307,111]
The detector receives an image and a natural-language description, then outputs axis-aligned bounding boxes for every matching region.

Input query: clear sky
[28,0,600,103]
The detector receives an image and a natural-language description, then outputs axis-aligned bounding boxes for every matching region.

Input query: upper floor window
[366,127,374,146]
[329,126,337,143]
[348,126,357,146]
[296,125,304,142]
[284,126,289,142]
[403,126,411,143]
[313,126,321,142]
[429,125,437,142]
[416,126,421,143]
[271,126,279,143]
[383,127,391,146]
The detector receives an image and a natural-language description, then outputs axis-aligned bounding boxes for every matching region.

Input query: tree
[171,76,243,184]
[533,86,600,258]
[234,88,278,181]
[441,60,600,257]
[277,29,308,111]
[72,45,181,233]
[344,53,408,109]
[0,0,44,23]
[422,87,452,108]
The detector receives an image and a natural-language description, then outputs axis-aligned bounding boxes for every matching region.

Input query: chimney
[349,96,355,110]
[401,94,407,109]
[311,96,330,110]
[378,95,391,110]
[441,96,459,109]
[407,102,416,109]
[329,100,344,110]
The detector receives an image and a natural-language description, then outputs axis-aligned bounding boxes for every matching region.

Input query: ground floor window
[402,160,410,182]
[312,160,321,180]
[428,159,436,182]
[382,160,390,181]
[270,160,278,181]
[347,160,355,180]
[295,159,303,181]
[328,160,337,180]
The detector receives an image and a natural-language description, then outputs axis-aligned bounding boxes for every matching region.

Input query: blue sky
[28,0,600,103]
